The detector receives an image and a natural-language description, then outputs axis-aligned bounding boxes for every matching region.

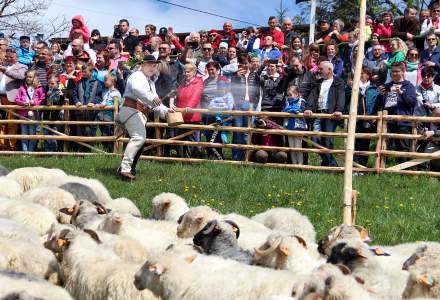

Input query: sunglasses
[203,48,212,51]
[209,34,217,37]
[422,74,433,78]
[408,53,418,57]
[159,47,169,50]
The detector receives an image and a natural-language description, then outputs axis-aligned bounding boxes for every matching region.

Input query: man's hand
[406,33,414,40]
[87,102,95,107]
[424,102,433,109]
[168,106,176,113]
[75,102,82,107]
[423,130,435,139]
[394,85,403,95]
[333,111,343,119]
[379,85,387,95]
[0,66,6,73]
[152,97,162,106]
[304,110,313,117]
[424,61,435,67]
[136,101,145,112]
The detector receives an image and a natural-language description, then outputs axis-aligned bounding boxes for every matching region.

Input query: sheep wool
[108,197,142,217]
[0,165,9,176]
[0,177,22,200]
[0,270,72,300]
[151,192,189,222]
[6,167,67,192]
[0,218,41,245]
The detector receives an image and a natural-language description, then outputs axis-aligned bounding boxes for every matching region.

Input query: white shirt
[123,70,168,119]
[318,78,333,110]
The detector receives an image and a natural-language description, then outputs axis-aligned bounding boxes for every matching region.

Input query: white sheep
[59,230,158,300]
[253,232,323,276]
[64,200,109,230]
[97,212,180,258]
[0,237,59,284]
[21,186,76,224]
[292,263,375,300]
[251,207,316,243]
[107,197,142,217]
[38,175,112,204]
[6,167,67,192]
[0,218,41,245]
[176,205,272,251]
[0,177,22,200]
[327,238,409,299]
[0,270,72,300]
[0,199,57,236]
[134,244,301,299]
[151,192,189,222]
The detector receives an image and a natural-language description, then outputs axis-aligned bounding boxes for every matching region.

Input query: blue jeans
[312,118,338,166]
[21,124,37,152]
[232,102,253,161]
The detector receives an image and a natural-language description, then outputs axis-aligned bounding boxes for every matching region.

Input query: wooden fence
[0,104,439,176]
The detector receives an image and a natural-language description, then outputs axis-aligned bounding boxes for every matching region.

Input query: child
[15,36,35,67]
[15,70,45,152]
[96,74,121,152]
[283,85,307,164]
[43,76,65,152]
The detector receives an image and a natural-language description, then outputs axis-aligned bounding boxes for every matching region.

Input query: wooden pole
[342,0,367,225]
[309,0,317,45]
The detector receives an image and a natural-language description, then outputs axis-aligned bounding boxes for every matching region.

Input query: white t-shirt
[318,78,333,110]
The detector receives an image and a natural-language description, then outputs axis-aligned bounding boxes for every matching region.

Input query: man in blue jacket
[420,33,440,84]
[377,62,417,158]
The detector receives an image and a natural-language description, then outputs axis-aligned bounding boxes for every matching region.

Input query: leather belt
[122,97,138,109]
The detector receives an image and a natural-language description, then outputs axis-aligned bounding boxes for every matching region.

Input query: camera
[187,41,199,50]
[113,24,122,39]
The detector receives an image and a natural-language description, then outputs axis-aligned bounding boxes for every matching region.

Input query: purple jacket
[15,85,45,117]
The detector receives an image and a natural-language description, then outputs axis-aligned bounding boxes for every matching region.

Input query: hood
[72,15,86,27]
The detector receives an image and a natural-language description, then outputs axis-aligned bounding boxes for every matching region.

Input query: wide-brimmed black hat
[142,55,160,63]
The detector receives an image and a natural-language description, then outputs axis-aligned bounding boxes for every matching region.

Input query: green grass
[2,155,439,245]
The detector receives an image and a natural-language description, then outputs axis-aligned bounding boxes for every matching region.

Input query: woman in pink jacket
[373,11,394,54]
[15,70,45,152]
[173,63,203,158]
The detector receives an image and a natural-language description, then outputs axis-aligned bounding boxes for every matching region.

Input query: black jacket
[278,69,314,100]
[260,74,285,111]
[231,71,260,105]
[306,76,346,113]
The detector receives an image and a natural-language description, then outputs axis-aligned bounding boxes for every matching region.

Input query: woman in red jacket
[173,63,203,157]
[373,11,394,54]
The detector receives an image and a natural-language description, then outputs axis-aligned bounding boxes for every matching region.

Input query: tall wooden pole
[308,0,317,44]
[342,0,367,225]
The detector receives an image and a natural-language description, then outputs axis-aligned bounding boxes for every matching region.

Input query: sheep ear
[224,220,240,239]
[279,246,290,256]
[83,229,102,244]
[185,255,196,263]
[419,274,434,288]
[59,207,75,215]
[354,276,365,285]
[177,214,185,224]
[195,217,204,224]
[93,202,109,214]
[57,238,68,248]
[336,264,352,275]
[325,275,334,288]
[354,225,373,243]
[294,235,308,249]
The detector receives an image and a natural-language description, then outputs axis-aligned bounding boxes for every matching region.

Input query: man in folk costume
[117,55,172,180]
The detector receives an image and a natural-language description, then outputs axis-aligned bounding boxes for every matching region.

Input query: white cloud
[44,0,301,37]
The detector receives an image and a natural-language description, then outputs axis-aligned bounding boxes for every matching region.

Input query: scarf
[421,81,432,90]
[406,61,419,72]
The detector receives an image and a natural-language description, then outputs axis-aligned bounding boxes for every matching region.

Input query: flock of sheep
[0,164,438,300]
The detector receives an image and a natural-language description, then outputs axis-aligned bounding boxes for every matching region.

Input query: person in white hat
[117,54,173,180]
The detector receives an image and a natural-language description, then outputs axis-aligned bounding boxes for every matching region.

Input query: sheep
[6,167,67,192]
[193,219,253,264]
[134,245,301,300]
[151,192,189,222]
[107,197,142,217]
[0,270,72,300]
[59,182,99,202]
[97,212,181,258]
[253,232,323,276]
[327,239,409,299]
[0,237,59,284]
[292,263,375,300]
[401,243,440,299]
[0,200,57,236]
[61,200,110,230]
[21,186,76,224]
[251,207,317,243]
[38,175,112,204]
[177,205,272,251]
[0,218,41,245]
[0,177,22,200]
[0,165,9,176]
[58,230,158,300]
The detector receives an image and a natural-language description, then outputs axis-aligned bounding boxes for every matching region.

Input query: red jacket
[261,28,285,48]
[176,76,203,123]
[220,31,237,47]
[373,23,393,53]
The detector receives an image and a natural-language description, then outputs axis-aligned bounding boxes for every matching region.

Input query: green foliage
[2,155,439,245]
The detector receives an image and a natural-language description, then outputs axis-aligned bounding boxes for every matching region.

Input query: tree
[0,0,69,41]
[276,0,289,25]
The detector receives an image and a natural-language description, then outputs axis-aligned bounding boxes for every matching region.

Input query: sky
[44,0,306,37]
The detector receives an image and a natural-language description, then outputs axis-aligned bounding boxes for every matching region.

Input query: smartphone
[188,41,199,49]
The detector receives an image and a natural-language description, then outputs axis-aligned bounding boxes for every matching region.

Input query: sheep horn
[177,213,185,224]
[255,236,283,257]
[202,220,219,235]
[93,202,109,214]
[224,220,240,239]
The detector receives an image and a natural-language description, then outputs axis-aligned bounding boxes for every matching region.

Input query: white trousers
[287,137,303,165]
[119,107,147,173]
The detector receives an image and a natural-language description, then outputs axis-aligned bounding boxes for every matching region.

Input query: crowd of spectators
[0,6,439,168]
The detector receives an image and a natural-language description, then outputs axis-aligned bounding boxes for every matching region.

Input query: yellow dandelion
[399,203,404,208]
[384,205,390,209]
[276,194,281,198]
[267,193,272,198]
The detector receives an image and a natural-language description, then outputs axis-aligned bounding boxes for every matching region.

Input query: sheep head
[327,240,368,270]
[134,260,167,293]
[318,225,373,256]
[403,271,436,299]
[193,220,241,255]
[176,206,220,238]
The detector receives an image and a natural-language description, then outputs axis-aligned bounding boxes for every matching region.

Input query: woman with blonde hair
[386,37,408,69]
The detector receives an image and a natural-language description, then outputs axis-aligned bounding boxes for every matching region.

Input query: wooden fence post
[154,114,162,157]
[63,99,70,152]
[245,108,253,162]
[113,98,120,154]
[380,111,388,169]
[374,111,384,173]
[411,122,417,153]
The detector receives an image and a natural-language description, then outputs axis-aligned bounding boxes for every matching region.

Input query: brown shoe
[119,171,136,181]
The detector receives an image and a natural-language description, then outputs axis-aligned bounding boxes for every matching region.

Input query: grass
[2,155,439,245]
